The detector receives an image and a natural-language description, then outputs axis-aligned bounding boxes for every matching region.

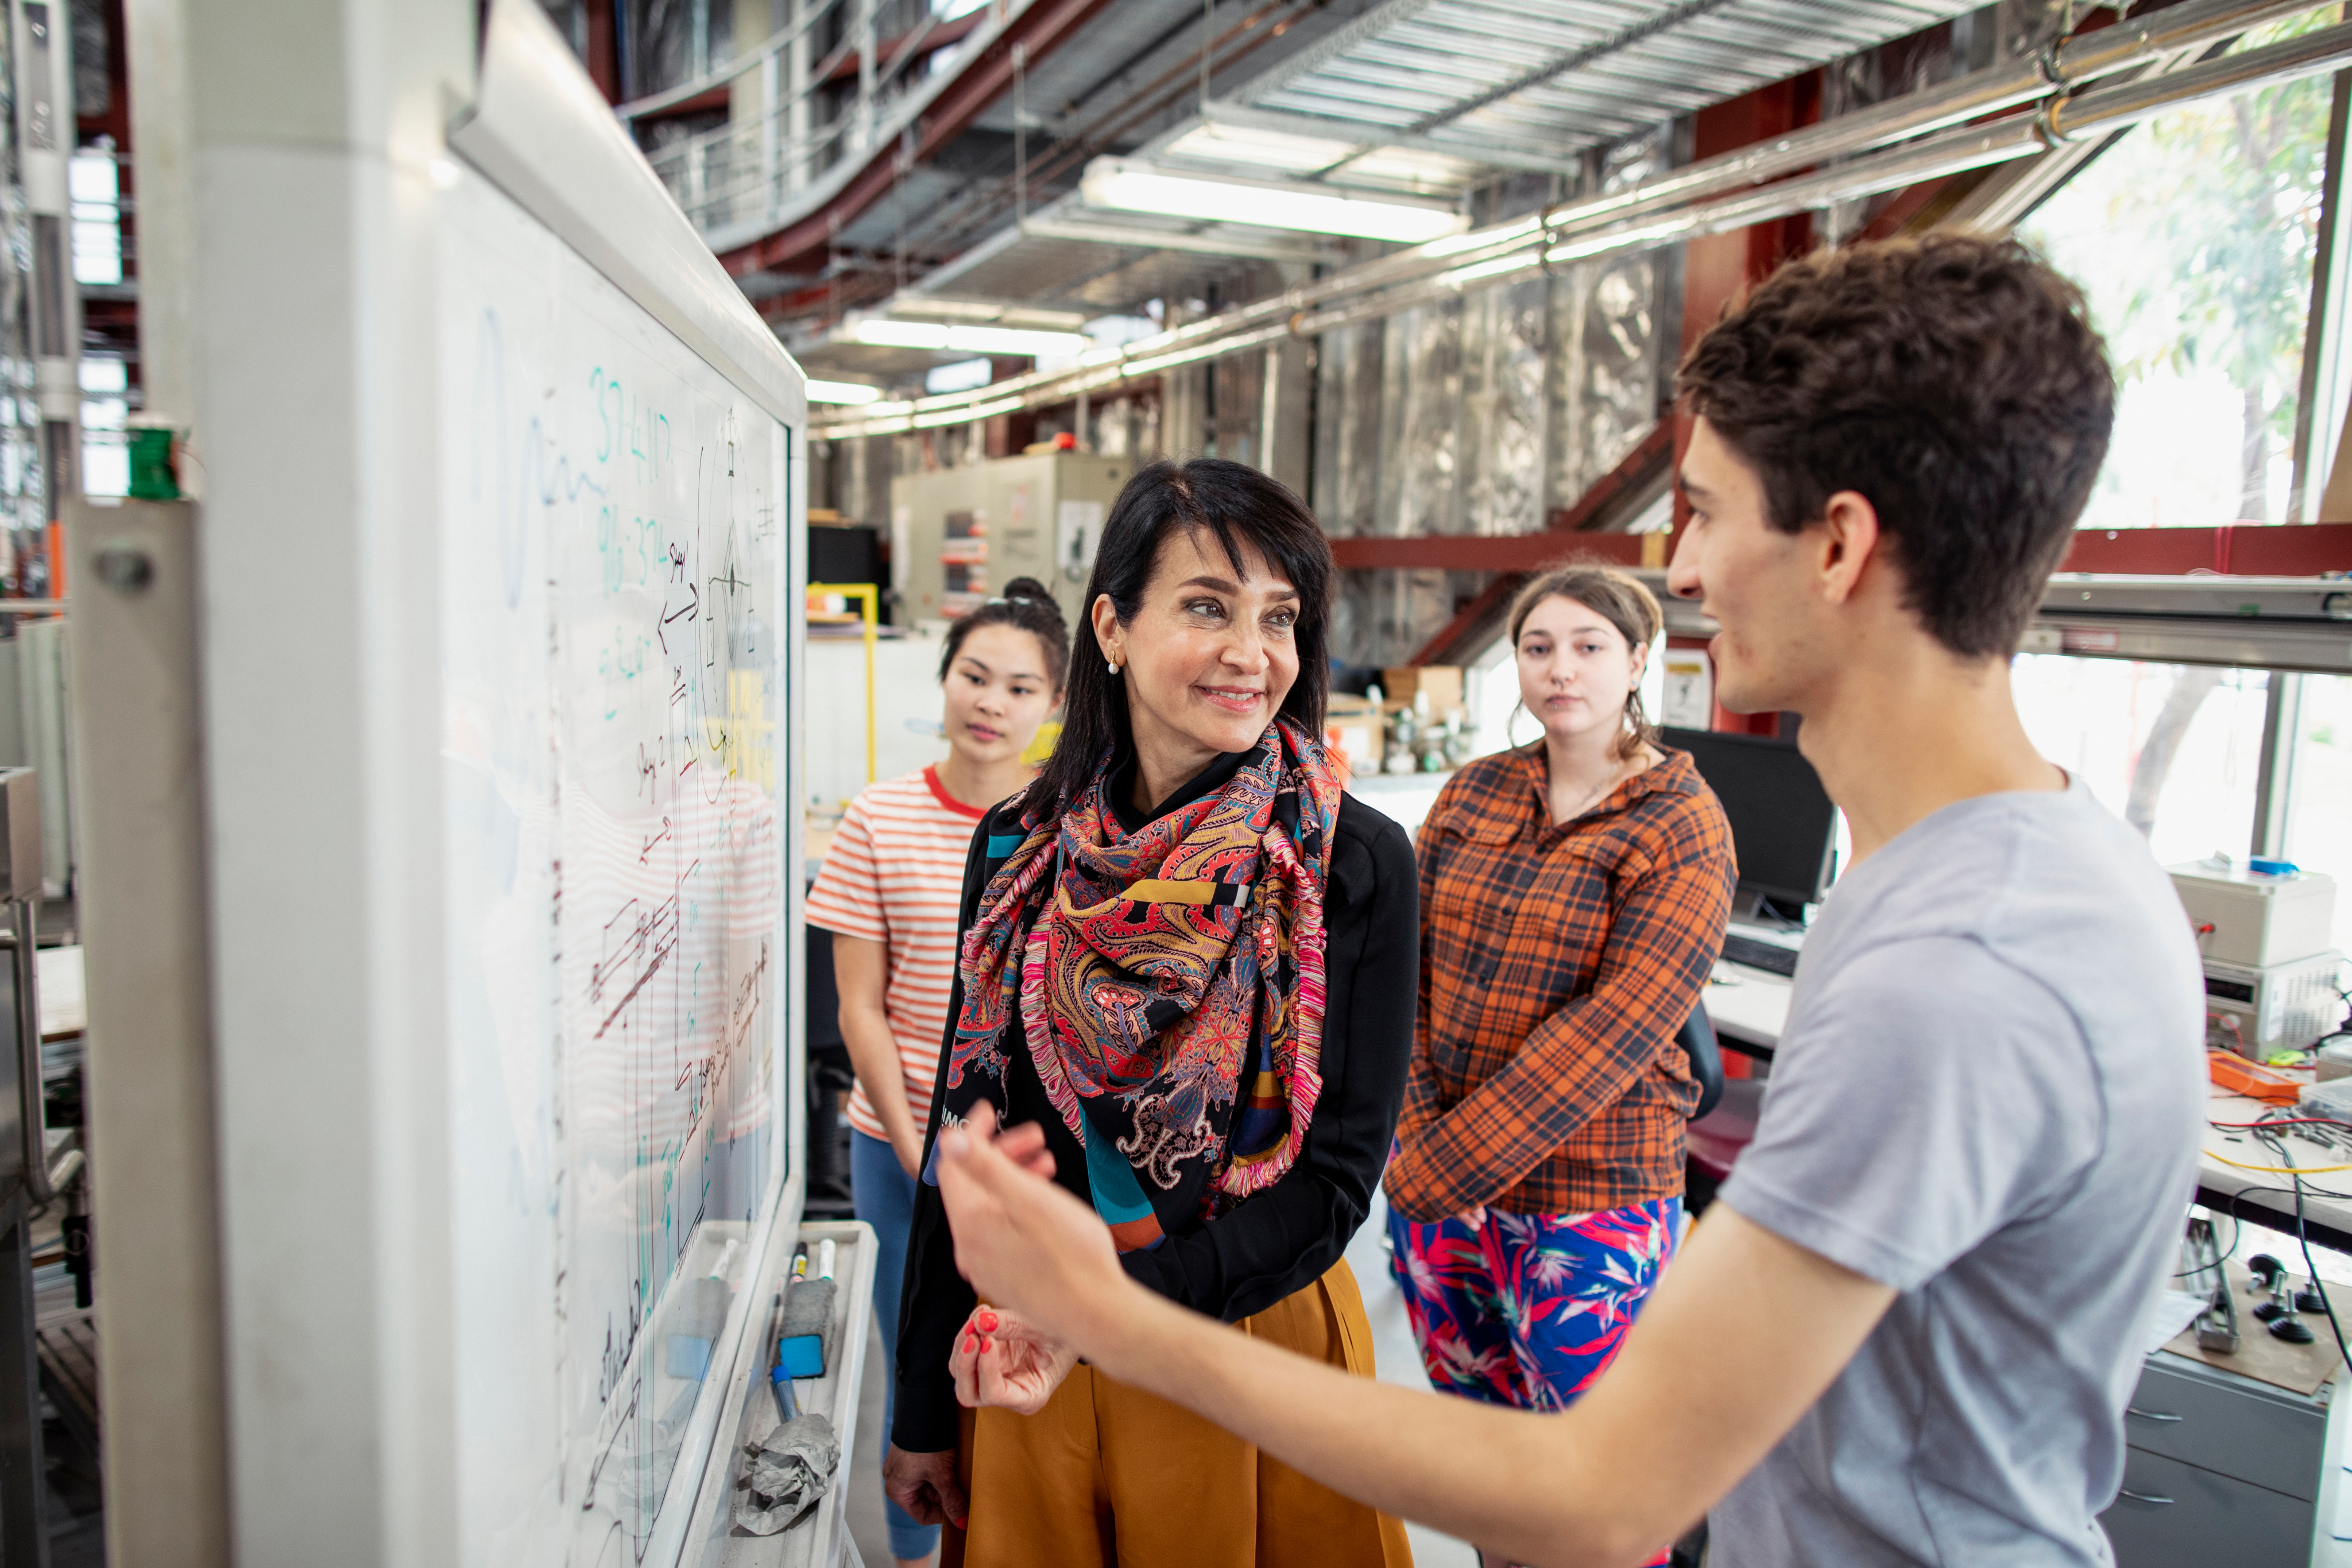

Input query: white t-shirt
[806,765,986,1143]
[1713,778,2204,1566]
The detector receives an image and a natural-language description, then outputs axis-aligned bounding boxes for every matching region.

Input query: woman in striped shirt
[805,577,1068,1568]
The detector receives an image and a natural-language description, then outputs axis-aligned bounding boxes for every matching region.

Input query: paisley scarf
[936,717,1342,1251]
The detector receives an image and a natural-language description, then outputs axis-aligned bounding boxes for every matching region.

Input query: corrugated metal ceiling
[1234,0,1983,165]
[808,0,2001,362]
[933,0,1995,311]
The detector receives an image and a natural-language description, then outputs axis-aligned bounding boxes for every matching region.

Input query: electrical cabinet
[891,450,1132,628]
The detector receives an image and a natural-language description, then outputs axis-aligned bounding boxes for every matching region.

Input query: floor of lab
[844,1201,2352,1567]
[845,1188,1480,1566]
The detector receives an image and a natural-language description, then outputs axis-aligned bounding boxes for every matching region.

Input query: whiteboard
[436,18,800,1561]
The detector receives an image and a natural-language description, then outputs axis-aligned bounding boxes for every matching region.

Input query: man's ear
[1815,490,1882,607]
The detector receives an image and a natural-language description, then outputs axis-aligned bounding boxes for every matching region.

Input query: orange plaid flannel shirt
[1384,745,1735,1221]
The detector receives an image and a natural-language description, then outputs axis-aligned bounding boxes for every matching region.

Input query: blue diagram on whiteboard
[441,165,790,1567]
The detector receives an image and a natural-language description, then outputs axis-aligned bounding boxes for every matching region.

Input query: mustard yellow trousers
[942,1259,1415,1568]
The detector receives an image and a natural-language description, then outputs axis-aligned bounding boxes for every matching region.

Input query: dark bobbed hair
[1676,233,2115,660]
[937,575,1070,692]
[1030,459,1333,816]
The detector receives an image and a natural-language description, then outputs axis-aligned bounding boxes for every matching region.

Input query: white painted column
[124,2,471,1563]
[787,0,811,193]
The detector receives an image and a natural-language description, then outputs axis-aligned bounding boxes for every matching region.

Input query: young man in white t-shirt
[924,234,2206,1567]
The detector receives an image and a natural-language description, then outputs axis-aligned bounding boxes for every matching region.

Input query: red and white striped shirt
[806,765,985,1143]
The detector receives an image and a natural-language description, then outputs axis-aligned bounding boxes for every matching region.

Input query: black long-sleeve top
[891,753,1418,1453]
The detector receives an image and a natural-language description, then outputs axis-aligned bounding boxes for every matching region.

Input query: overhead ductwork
[814,0,2348,439]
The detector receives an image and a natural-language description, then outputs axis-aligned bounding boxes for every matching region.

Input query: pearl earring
[1107,660,1121,675]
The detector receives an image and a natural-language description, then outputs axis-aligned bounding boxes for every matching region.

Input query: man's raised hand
[935,1103,1128,1354]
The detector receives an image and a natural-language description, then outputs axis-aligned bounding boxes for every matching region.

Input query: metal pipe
[815,7,2352,438]
[1570,0,2325,232]
[862,0,2319,347]
[9,901,52,1206]
[2055,13,2352,134]
[1295,22,2352,335]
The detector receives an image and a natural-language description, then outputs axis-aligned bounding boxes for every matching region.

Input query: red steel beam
[585,3,621,103]
[1677,75,1820,735]
[1544,424,1674,533]
[2059,522,2352,575]
[719,0,1119,280]
[1343,521,2352,579]
[633,84,732,122]
[1397,425,1677,663]
[1328,533,1646,572]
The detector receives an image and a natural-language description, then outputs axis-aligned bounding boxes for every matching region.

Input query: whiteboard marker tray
[684,1217,878,1568]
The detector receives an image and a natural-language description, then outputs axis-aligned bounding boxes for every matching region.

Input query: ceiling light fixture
[1078,157,1467,245]
[889,299,1089,330]
[850,318,1091,358]
[805,379,884,405]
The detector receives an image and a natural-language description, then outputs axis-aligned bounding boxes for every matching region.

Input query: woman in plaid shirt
[1384,566,1735,1481]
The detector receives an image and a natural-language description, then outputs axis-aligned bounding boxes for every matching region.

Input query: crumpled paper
[733,1413,841,1536]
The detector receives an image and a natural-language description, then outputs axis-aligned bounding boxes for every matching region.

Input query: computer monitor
[1661,726,1839,912]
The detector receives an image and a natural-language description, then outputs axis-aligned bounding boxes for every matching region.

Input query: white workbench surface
[36,944,80,1040]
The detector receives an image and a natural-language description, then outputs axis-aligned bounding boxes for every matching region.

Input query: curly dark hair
[1676,233,2115,659]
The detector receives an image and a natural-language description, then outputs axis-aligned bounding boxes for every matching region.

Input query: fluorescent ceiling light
[806,378,884,405]
[892,298,1090,330]
[850,318,1092,357]
[1335,146,1479,195]
[1080,157,1467,244]
[1163,122,1361,174]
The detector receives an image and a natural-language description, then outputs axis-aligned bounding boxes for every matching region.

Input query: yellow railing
[807,582,878,785]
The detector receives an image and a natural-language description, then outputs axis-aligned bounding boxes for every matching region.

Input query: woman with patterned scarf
[883,458,1418,1567]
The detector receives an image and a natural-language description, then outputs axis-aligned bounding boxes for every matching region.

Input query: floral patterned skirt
[1388,1198,1681,1565]
[1386,1197,1681,1412]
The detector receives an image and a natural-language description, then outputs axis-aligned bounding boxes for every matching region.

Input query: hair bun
[999,577,1062,619]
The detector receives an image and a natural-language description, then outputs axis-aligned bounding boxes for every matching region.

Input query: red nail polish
[980,1336,993,1353]
[976,1311,999,1332]
[963,1335,977,1354]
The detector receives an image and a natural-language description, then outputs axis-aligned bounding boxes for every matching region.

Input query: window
[69,149,122,287]
[2020,16,2337,526]
[2011,654,2273,866]
[80,355,130,500]
[2284,673,2352,955]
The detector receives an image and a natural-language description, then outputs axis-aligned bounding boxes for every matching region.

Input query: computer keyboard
[1722,933,1800,978]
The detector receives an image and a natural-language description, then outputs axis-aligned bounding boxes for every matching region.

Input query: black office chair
[1680,1002,1724,1121]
